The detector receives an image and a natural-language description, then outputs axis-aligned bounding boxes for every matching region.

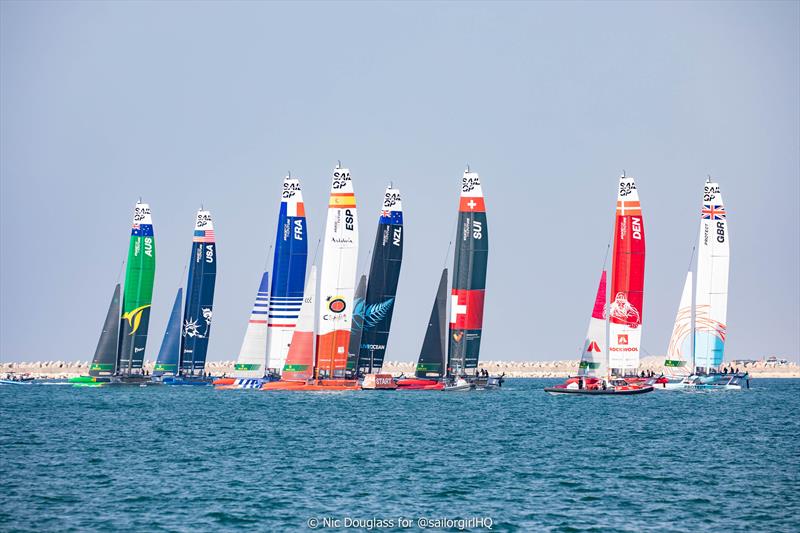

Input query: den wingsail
[355,186,404,375]
[608,175,645,376]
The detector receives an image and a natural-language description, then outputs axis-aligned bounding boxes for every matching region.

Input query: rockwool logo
[617,334,629,345]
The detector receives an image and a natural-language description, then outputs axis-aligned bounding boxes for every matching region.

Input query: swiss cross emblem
[451,294,467,323]
[467,199,477,210]
[617,334,628,345]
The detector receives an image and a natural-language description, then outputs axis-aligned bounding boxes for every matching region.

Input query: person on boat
[578,377,584,389]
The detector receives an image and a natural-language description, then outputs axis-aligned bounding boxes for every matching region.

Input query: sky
[1,1,798,364]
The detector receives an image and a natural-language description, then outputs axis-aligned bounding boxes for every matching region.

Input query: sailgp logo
[122,305,151,335]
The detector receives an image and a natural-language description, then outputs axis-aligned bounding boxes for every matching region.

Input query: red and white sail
[664,271,692,374]
[578,271,607,378]
[282,266,316,381]
[694,179,729,370]
[608,175,645,373]
[316,165,359,378]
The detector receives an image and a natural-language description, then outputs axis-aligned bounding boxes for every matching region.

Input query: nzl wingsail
[180,210,217,374]
[316,165,359,379]
[355,186,404,375]
[608,175,645,376]
[694,179,729,372]
[118,202,156,375]
[448,169,488,377]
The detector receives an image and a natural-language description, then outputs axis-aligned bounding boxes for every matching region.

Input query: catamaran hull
[261,379,360,392]
[161,376,214,386]
[396,378,444,390]
[544,386,654,395]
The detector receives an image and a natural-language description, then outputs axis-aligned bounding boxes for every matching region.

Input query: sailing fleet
[67,166,744,393]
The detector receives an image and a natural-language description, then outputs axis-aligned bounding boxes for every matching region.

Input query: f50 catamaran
[72,202,156,387]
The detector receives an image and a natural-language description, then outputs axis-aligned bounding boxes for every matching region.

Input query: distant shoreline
[2,357,798,379]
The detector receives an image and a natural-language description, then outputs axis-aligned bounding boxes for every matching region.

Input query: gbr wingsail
[694,179,729,371]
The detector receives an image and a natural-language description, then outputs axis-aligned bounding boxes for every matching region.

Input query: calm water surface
[1,379,798,532]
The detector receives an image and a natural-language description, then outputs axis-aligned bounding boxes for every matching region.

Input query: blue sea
[1,379,798,532]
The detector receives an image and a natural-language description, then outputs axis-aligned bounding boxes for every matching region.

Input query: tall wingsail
[415,269,448,378]
[448,170,488,376]
[346,275,367,374]
[357,186,404,374]
[282,266,317,381]
[267,177,308,373]
[89,284,121,377]
[154,288,183,376]
[608,176,645,375]
[316,165,359,379]
[180,210,217,373]
[578,271,607,378]
[694,179,729,370]
[118,202,156,374]
[665,272,693,373]
[234,272,270,378]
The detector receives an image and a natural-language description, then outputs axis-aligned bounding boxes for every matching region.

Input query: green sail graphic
[118,202,156,373]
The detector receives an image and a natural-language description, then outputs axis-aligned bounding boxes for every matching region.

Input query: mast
[118,201,156,375]
[180,209,217,375]
[89,284,121,377]
[694,178,729,372]
[357,185,404,375]
[608,175,645,376]
[316,164,359,379]
[266,176,308,373]
[448,168,488,377]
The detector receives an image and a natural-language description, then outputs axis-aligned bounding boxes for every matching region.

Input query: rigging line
[601,242,611,270]
[686,245,697,272]
[115,259,126,284]
[311,238,322,265]
[359,247,373,277]
[442,215,458,269]
[262,242,274,271]
[176,261,188,290]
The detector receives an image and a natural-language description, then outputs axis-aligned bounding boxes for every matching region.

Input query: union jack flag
[194,229,215,243]
[381,210,390,217]
[702,205,726,220]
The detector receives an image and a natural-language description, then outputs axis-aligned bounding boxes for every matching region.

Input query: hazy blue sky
[1,1,798,363]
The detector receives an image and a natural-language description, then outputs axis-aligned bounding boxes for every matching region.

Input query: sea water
[1,379,798,532]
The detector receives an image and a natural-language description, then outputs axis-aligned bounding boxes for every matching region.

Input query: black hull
[544,386,654,395]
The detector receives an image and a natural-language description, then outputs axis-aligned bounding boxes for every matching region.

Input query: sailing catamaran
[215,175,309,389]
[153,210,218,385]
[399,168,498,391]
[72,201,156,386]
[545,175,653,395]
[353,186,404,378]
[262,164,361,391]
[659,179,747,390]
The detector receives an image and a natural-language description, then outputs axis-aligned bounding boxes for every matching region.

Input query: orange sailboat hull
[261,379,360,391]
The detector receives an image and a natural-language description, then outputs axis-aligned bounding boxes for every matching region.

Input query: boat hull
[161,376,214,386]
[261,379,360,391]
[545,385,654,395]
[396,378,444,390]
